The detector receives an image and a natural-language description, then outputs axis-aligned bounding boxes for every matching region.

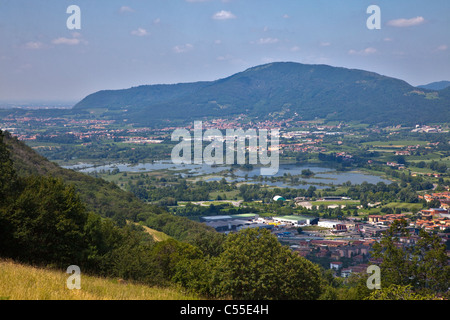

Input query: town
[2,111,449,284]
[199,193,450,279]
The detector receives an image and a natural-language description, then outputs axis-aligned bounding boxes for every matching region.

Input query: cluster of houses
[411,125,442,133]
[419,192,450,209]
[415,207,450,232]
[200,205,450,278]
[367,213,408,224]
[291,239,375,278]
[386,162,406,169]
[367,210,450,232]
[415,216,450,232]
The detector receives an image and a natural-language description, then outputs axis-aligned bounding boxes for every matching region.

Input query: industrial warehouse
[201,214,319,233]
[199,209,449,279]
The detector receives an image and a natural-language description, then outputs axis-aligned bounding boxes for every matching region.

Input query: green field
[381,202,423,211]
[357,202,423,215]
[311,200,360,207]
[208,189,242,201]
[363,140,429,147]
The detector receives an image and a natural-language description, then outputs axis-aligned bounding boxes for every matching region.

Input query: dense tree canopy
[371,219,450,295]
[209,228,324,300]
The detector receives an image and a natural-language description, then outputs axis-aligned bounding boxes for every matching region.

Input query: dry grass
[0,259,200,300]
[138,224,172,242]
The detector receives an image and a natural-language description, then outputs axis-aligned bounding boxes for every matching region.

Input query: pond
[63,161,392,189]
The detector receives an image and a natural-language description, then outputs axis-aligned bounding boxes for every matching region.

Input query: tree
[366,284,438,300]
[301,169,314,177]
[209,228,324,300]
[371,219,450,294]
[150,238,203,282]
[0,131,17,205]
[3,176,90,266]
[0,131,18,249]
[188,231,226,257]
[427,199,442,209]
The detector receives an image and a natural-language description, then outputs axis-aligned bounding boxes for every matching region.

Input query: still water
[63,161,392,189]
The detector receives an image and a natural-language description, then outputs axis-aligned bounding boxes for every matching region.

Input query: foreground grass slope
[0,259,200,300]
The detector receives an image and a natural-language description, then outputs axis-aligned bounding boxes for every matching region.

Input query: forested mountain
[418,80,450,91]
[73,62,450,126]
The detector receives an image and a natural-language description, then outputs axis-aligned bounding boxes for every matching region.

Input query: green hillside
[0,133,327,300]
[0,259,199,300]
[0,130,224,296]
[418,80,450,91]
[73,62,450,126]
[1,131,217,244]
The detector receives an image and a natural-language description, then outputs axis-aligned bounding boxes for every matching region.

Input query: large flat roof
[230,213,258,219]
[201,215,233,221]
[201,213,258,221]
[274,215,318,221]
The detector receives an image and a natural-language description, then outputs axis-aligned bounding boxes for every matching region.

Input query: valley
[0,62,449,302]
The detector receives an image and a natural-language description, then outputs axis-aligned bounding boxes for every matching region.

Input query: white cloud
[52,38,81,45]
[320,42,331,47]
[23,41,44,50]
[173,43,194,53]
[119,6,134,13]
[436,45,448,51]
[131,28,149,37]
[255,37,279,45]
[290,46,301,52]
[282,14,290,19]
[387,16,426,27]
[348,47,378,56]
[212,10,236,20]
[52,32,87,46]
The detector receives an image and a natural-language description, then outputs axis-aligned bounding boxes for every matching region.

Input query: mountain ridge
[73,62,450,126]
[418,80,450,91]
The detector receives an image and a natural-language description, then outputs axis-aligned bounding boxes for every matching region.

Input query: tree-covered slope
[73,62,450,126]
[418,80,450,91]
[1,131,216,243]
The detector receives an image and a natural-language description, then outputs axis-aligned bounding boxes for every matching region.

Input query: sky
[0,0,449,103]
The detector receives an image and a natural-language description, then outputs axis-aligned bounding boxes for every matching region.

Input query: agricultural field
[362,140,429,148]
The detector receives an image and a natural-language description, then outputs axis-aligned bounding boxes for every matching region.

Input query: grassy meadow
[0,259,200,300]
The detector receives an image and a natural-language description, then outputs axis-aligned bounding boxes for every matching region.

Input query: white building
[273,216,319,227]
[318,220,341,229]
[330,262,343,270]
